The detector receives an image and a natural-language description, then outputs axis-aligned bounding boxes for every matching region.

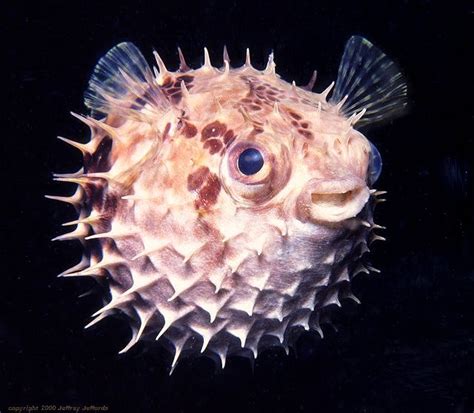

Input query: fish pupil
[238,148,264,175]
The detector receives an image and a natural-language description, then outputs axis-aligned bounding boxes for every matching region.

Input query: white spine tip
[302,70,317,91]
[203,47,212,68]
[264,52,275,75]
[180,80,190,97]
[245,48,251,67]
[335,95,349,111]
[153,50,168,75]
[223,45,230,63]
[321,81,335,100]
[177,47,190,71]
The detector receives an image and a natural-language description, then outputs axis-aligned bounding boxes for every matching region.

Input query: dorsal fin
[330,36,408,127]
[84,42,169,119]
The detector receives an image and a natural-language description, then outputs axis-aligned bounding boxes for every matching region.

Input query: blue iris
[368,141,383,185]
[238,148,264,175]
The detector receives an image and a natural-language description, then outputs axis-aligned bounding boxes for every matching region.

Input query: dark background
[1,1,473,412]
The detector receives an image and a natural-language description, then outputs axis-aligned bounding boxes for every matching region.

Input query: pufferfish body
[49,36,407,370]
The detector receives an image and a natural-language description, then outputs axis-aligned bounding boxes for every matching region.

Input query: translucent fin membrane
[84,42,169,119]
[331,36,408,127]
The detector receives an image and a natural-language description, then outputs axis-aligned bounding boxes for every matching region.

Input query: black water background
[1,1,473,412]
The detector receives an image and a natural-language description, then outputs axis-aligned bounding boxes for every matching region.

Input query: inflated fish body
[49,36,407,370]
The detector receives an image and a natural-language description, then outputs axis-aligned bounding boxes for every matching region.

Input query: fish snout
[297,177,370,223]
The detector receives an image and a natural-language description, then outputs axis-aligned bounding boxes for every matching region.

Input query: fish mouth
[298,177,370,223]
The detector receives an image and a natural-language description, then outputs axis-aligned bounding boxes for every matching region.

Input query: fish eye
[238,148,264,175]
[368,141,383,185]
[221,138,291,205]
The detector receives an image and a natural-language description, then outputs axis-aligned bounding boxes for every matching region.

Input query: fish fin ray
[331,36,408,127]
[84,42,169,119]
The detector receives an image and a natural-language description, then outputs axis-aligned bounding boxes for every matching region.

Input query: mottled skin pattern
[52,48,386,370]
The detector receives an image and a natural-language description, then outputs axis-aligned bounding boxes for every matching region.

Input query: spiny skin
[50,39,402,370]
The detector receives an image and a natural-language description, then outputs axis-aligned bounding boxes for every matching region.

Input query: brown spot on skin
[223,130,235,146]
[204,139,223,154]
[161,76,173,88]
[88,238,104,263]
[182,122,198,138]
[187,166,210,191]
[201,121,227,141]
[88,180,107,210]
[291,120,298,127]
[301,122,309,129]
[160,75,194,104]
[162,123,171,141]
[196,173,221,209]
[176,75,194,83]
[249,104,262,111]
[166,86,181,94]
[298,129,314,139]
[288,110,302,120]
[103,192,119,218]
[168,92,182,104]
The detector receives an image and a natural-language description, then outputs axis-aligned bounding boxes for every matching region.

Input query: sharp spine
[320,81,335,100]
[245,48,251,67]
[360,220,372,228]
[180,80,190,98]
[44,193,82,207]
[223,45,230,64]
[58,255,90,277]
[349,108,366,125]
[70,112,121,141]
[291,80,299,96]
[264,52,275,75]
[118,309,154,354]
[302,70,317,91]
[153,50,169,75]
[177,47,190,71]
[52,226,88,242]
[370,234,386,243]
[62,214,102,227]
[84,313,108,329]
[85,230,135,240]
[367,265,381,273]
[92,294,133,317]
[57,136,91,154]
[335,95,349,112]
[203,47,212,68]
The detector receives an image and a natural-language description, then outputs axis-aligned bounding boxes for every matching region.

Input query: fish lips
[296,176,370,223]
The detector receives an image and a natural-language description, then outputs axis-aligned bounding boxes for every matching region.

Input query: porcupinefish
[48,36,407,370]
